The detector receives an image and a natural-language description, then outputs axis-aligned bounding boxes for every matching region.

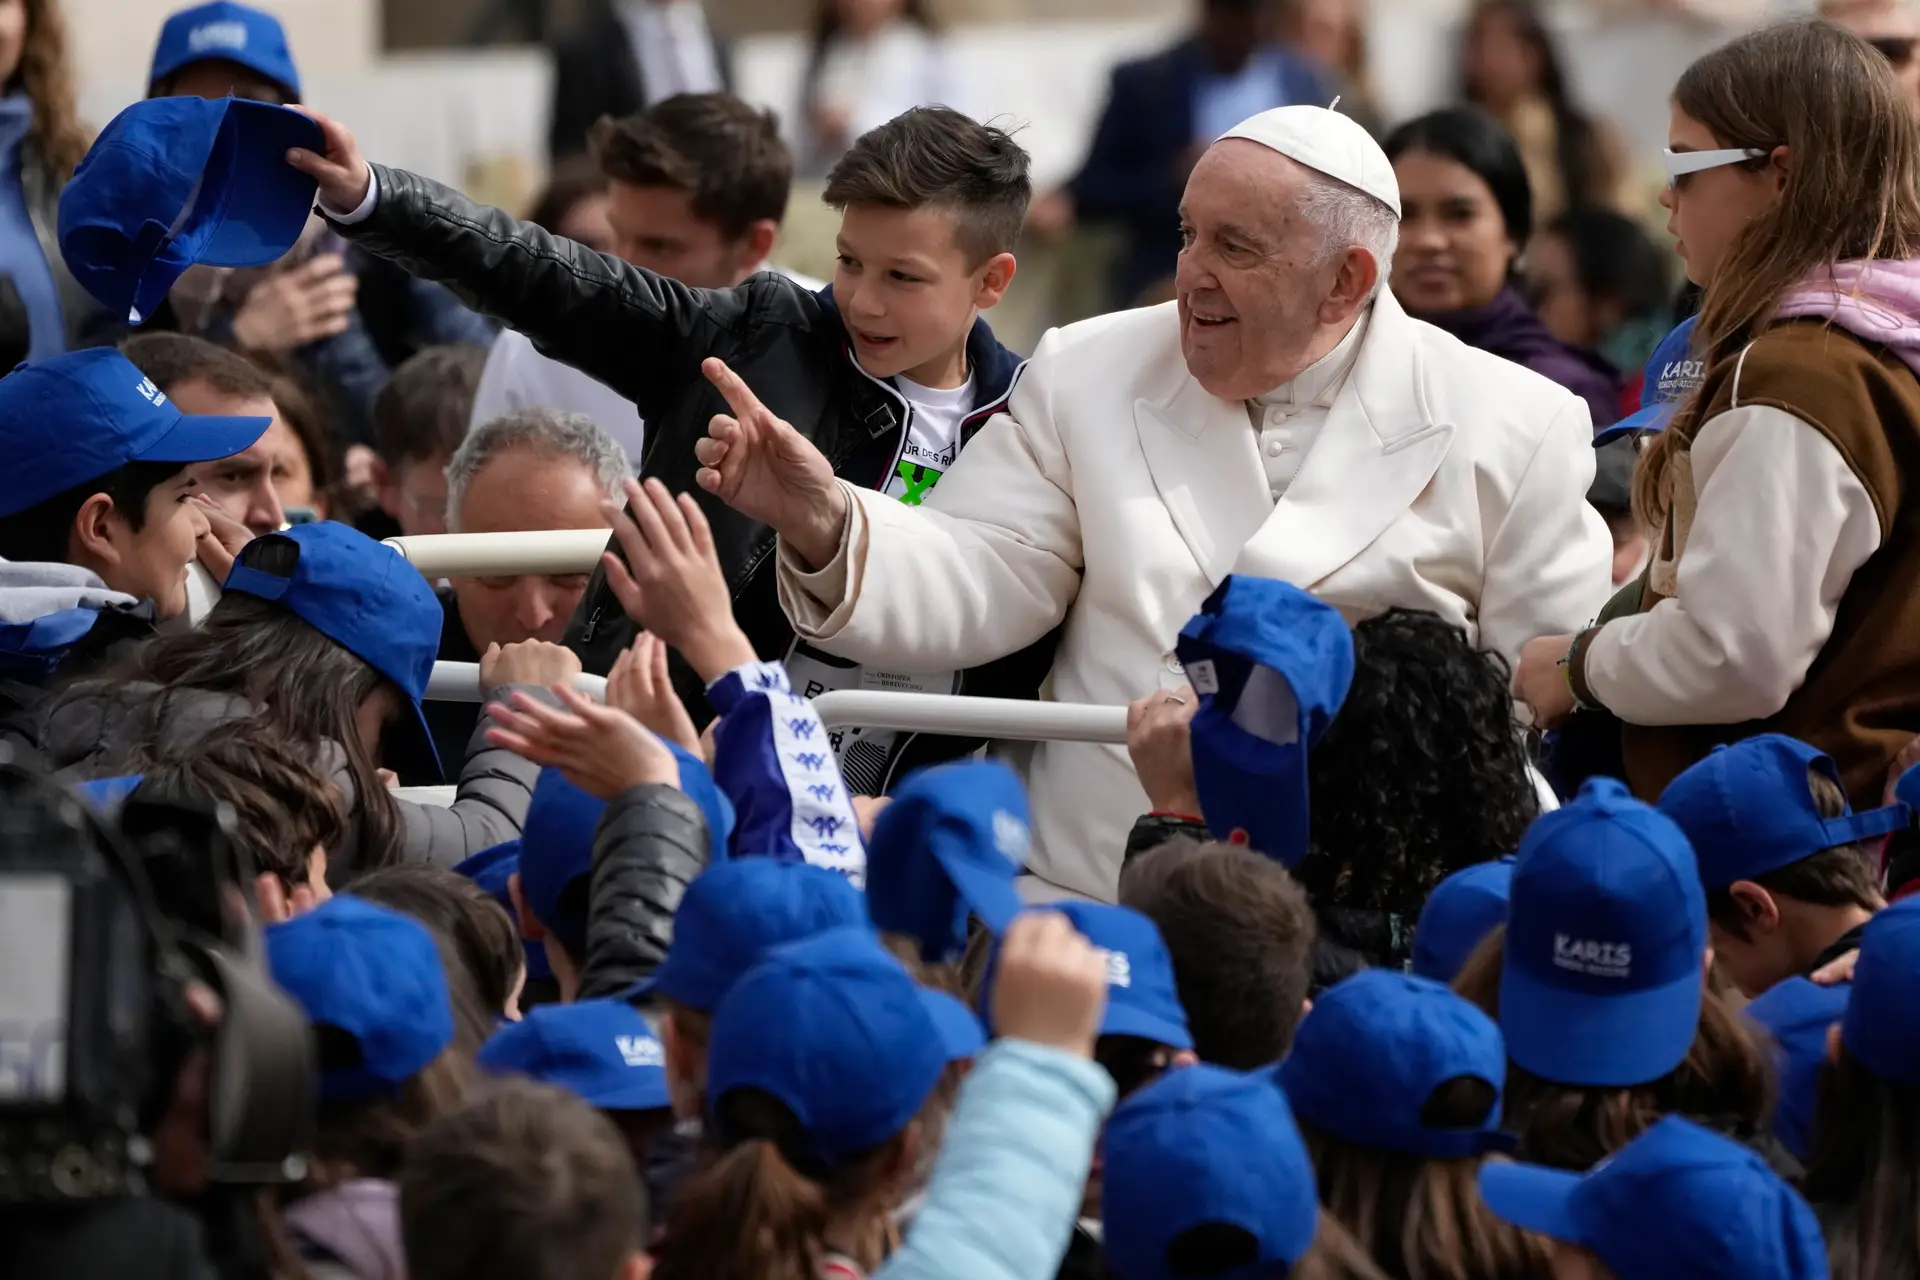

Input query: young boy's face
[379,452,452,538]
[89,472,209,620]
[833,204,1014,387]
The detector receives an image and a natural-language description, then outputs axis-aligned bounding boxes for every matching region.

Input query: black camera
[0,747,316,1204]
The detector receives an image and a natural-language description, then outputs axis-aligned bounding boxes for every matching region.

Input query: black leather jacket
[577,783,710,1001]
[332,166,1059,792]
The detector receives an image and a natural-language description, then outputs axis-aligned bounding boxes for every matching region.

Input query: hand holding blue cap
[1175,575,1354,867]
[1659,734,1909,891]
[864,759,1031,963]
[1278,970,1509,1159]
[1479,1116,1827,1280]
[1593,317,1701,447]
[59,95,322,324]
[1501,778,1707,1088]
[1103,1065,1320,1280]
[980,902,1193,1050]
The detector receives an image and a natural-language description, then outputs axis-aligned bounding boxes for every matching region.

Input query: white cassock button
[1266,440,1284,457]
[1270,487,1283,501]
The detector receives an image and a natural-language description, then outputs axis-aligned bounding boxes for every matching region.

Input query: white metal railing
[412,663,1561,813]
[384,530,610,578]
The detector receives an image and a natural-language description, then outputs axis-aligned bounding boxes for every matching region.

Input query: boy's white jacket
[778,290,1612,901]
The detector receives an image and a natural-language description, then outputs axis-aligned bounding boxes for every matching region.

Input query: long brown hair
[1635,19,1920,526]
[1300,1083,1555,1280]
[1295,1210,1397,1280]
[1802,1043,1920,1280]
[652,1088,920,1280]
[1453,926,1775,1171]
[13,0,87,182]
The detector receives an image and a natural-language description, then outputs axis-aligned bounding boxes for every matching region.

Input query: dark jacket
[546,2,731,160]
[33,679,542,871]
[1416,287,1622,428]
[331,165,1059,794]
[1068,38,1336,308]
[576,782,711,1001]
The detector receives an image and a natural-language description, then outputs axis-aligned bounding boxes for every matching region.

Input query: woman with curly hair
[1124,608,1539,988]
[0,0,102,363]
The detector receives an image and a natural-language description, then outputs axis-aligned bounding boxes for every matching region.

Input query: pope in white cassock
[692,106,1614,901]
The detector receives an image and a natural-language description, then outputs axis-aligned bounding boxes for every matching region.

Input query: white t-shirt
[883,372,974,506]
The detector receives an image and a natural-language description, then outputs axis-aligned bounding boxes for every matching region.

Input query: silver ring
[1163,695,1186,706]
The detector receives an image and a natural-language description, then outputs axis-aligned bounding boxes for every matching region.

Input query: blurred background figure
[525,155,616,255]
[1820,0,1920,120]
[1458,0,1638,223]
[1386,107,1620,427]
[798,0,955,175]
[1034,0,1341,308]
[1279,0,1380,133]
[1527,206,1672,418]
[0,0,101,366]
[547,0,728,161]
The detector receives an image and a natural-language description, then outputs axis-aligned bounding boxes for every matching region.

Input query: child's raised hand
[485,682,681,800]
[283,107,374,214]
[606,631,702,756]
[990,911,1109,1060]
[599,477,756,682]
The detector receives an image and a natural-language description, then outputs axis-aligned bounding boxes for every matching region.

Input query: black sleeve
[1122,813,1210,866]
[576,782,712,1001]
[330,164,750,423]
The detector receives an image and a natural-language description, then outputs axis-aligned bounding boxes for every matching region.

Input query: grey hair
[1296,168,1401,303]
[444,408,633,531]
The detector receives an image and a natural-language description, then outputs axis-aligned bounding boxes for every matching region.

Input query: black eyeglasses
[1868,35,1918,68]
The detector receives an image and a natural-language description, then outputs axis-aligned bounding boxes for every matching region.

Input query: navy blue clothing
[1069,38,1337,307]
[1416,287,1622,429]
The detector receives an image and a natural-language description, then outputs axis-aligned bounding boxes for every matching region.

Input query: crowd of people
[6,0,1920,1278]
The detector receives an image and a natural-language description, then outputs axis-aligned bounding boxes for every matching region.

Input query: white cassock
[778,289,1613,901]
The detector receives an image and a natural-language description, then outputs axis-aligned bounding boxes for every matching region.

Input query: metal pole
[426,661,607,702]
[385,530,610,578]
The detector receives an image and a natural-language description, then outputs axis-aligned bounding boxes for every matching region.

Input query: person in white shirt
[471,93,817,466]
[691,105,1611,901]
[799,0,959,175]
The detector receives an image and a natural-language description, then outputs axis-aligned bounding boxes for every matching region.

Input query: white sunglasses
[1662,147,1768,186]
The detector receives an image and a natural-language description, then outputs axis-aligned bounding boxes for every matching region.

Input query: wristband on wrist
[1559,626,1604,713]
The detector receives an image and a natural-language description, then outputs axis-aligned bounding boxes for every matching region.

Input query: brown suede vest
[1621,319,1920,808]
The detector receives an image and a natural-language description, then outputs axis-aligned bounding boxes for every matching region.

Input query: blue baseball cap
[516,769,604,956]
[922,988,987,1061]
[150,2,302,100]
[265,895,454,1101]
[1411,858,1515,983]
[1103,1065,1319,1280]
[983,903,1193,1051]
[222,522,445,779]
[478,998,671,1112]
[59,95,321,325]
[1175,575,1353,867]
[1480,1116,1827,1280]
[1746,976,1847,1161]
[1501,778,1708,1087]
[706,927,951,1166]
[1841,896,1920,1086]
[1593,317,1701,447]
[1660,735,1909,892]
[641,857,867,1012]
[0,349,268,518]
[1278,970,1507,1159]
[667,741,734,865]
[864,760,1030,963]
[452,839,552,984]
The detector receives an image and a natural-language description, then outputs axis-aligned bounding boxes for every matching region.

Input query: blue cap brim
[1500,960,1700,1087]
[1593,401,1677,447]
[1100,1002,1195,1052]
[1478,1161,1583,1242]
[921,989,985,1061]
[939,850,1024,936]
[197,102,323,268]
[136,410,271,465]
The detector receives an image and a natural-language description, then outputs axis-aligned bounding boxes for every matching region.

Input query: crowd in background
[7,0,1920,1279]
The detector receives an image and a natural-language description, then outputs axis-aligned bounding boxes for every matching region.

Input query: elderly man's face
[1175,141,1362,400]
[449,446,613,653]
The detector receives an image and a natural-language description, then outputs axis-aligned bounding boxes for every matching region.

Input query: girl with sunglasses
[1514,19,1920,813]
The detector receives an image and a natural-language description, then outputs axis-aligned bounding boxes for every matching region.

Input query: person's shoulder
[1022,303,1184,395]
[1730,320,1911,399]
[1405,311,1584,415]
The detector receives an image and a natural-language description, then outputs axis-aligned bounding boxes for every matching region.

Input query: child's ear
[1730,881,1782,933]
[741,219,779,272]
[69,491,124,571]
[973,251,1017,310]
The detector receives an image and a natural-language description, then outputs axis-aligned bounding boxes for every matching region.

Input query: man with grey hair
[695,105,1613,901]
[387,408,631,784]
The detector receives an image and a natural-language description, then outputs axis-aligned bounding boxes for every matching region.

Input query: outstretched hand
[693,358,847,567]
[284,107,374,214]
[485,683,682,801]
[606,630,704,756]
[599,476,755,681]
